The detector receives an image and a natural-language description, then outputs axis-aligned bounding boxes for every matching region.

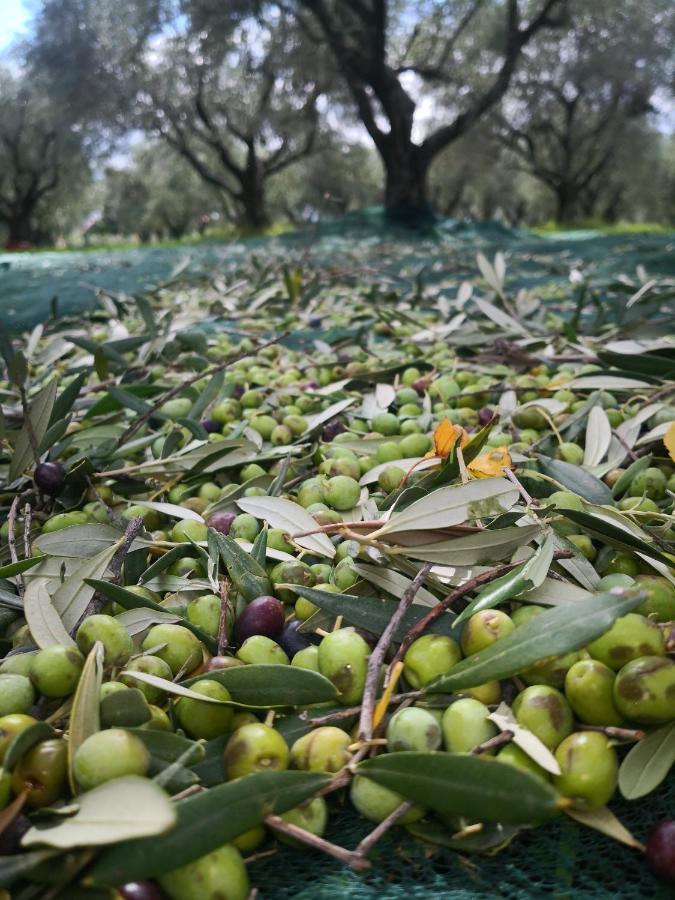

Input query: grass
[533,220,673,236]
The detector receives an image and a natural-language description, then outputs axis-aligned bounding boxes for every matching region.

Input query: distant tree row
[0,0,673,244]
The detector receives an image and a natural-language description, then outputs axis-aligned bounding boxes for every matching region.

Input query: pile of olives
[0,282,674,899]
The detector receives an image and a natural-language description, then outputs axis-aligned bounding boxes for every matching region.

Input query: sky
[0,0,30,53]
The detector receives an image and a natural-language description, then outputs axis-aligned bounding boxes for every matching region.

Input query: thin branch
[358,563,432,742]
[217,578,232,656]
[264,815,370,871]
[354,801,414,858]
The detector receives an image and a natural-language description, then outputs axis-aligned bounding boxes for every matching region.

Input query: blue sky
[1,0,30,52]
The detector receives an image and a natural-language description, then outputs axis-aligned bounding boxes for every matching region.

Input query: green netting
[251,775,675,899]
[1,211,673,332]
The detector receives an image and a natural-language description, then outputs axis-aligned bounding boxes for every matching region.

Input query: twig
[218,578,232,656]
[578,724,645,742]
[264,815,370,871]
[611,429,638,463]
[471,730,513,755]
[22,503,32,559]
[354,801,414,859]
[115,331,289,447]
[358,563,432,742]
[7,493,22,569]
[386,551,573,681]
[301,691,422,727]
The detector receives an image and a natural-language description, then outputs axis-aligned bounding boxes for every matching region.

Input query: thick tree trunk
[555,185,577,225]
[6,210,37,245]
[238,146,270,230]
[382,141,434,224]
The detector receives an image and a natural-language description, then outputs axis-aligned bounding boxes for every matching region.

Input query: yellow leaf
[664,422,675,463]
[428,419,470,458]
[468,447,513,479]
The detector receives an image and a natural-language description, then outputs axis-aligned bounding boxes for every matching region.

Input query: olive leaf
[183,663,339,706]
[114,607,180,635]
[454,534,554,627]
[0,557,42,579]
[567,376,651,390]
[301,398,355,435]
[68,641,104,794]
[583,406,612,467]
[400,524,543,565]
[373,478,519,537]
[611,455,652,498]
[537,455,614,506]
[23,578,77,649]
[618,722,675,800]
[352,563,440,608]
[236,495,335,558]
[287,584,458,641]
[33,524,128,558]
[210,531,272,601]
[559,506,672,566]
[120,670,234,704]
[565,806,644,851]
[426,587,644,693]
[407,820,521,855]
[89,771,331,886]
[488,702,560,775]
[22,776,176,849]
[132,500,205,522]
[51,542,121,632]
[9,376,58,481]
[358,752,561,824]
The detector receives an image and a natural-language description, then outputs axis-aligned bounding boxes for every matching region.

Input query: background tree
[494,0,675,223]
[270,0,568,218]
[139,16,323,228]
[0,68,90,245]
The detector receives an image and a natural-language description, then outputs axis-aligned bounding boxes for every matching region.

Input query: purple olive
[646,819,675,884]
[308,316,322,328]
[231,384,245,400]
[322,420,346,441]
[478,407,494,426]
[234,595,285,645]
[119,882,165,900]
[207,512,236,535]
[34,461,65,495]
[278,618,319,657]
[201,418,221,433]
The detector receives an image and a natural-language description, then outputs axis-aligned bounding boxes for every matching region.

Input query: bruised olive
[512,685,574,750]
[11,738,68,807]
[318,628,369,705]
[290,726,351,773]
[587,613,665,671]
[613,656,675,724]
[553,731,618,810]
[224,723,289,780]
[159,843,249,900]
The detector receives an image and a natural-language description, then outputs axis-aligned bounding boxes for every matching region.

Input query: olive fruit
[206,512,236,535]
[11,738,68,807]
[34,460,65,495]
[318,627,370,705]
[236,635,289,666]
[323,475,361,511]
[587,613,665,671]
[441,698,498,753]
[645,819,675,885]
[73,728,150,790]
[387,707,442,752]
[635,576,675,623]
[141,624,203,675]
[234,595,285,644]
[460,609,515,656]
[290,726,352,773]
[0,713,36,763]
[41,510,89,533]
[121,655,174,703]
[270,560,316,604]
[0,674,35,716]
[403,635,462,688]
[292,646,320,671]
[278,619,316,658]
[159,843,249,900]
[174,680,234,739]
[613,656,675,724]
[118,883,164,900]
[30,645,84,698]
[497,744,549,781]
[511,685,574,750]
[186,593,227,639]
[171,520,208,543]
[626,467,667,500]
[224,723,289,780]
[350,775,426,824]
[564,659,624,726]
[76,614,133,668]
[273,797,328,848]
[553,731,618,809]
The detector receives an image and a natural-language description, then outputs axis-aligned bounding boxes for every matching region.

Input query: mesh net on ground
[250,773,674,900]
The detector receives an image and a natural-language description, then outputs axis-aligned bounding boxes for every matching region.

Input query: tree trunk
[555,184,577,225]
[239,145,270,230]
[382,142,434,224]
[6,210,37,245]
